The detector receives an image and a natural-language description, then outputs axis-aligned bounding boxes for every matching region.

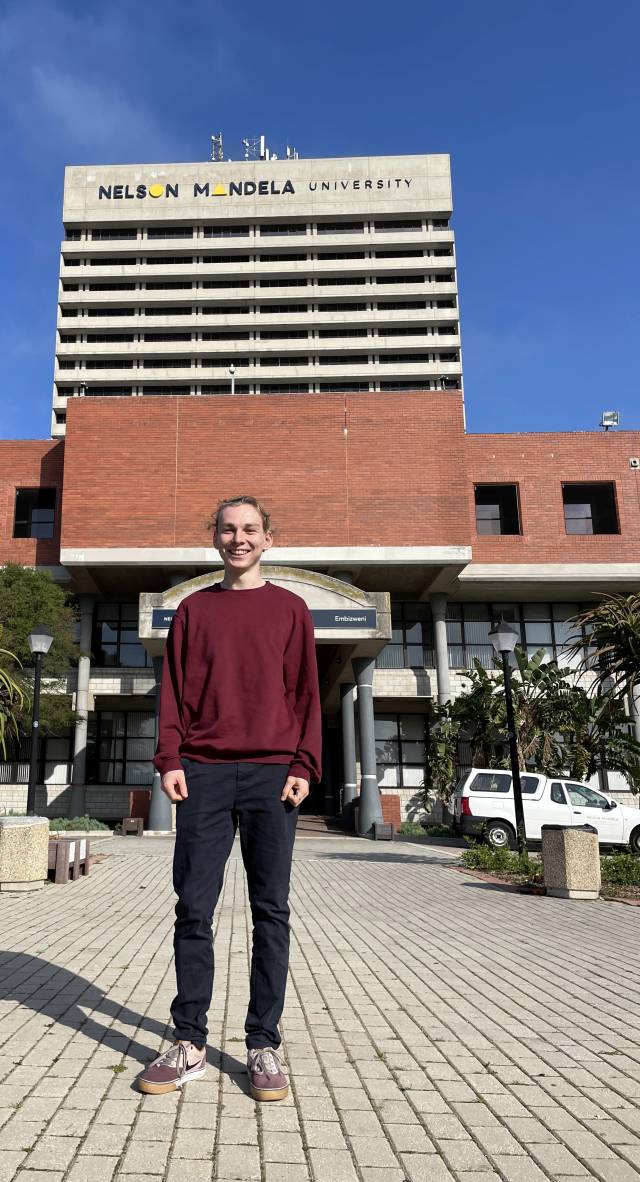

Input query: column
[147,655,174,833]
[340,682,357,827]
[430,592,451,705]
[352,657,383,836]
[69,595,94,818]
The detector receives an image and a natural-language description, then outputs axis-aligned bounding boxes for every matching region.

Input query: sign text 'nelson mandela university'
[97,177,415,200]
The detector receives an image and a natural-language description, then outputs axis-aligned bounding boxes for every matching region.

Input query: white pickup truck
[452,767,640,853]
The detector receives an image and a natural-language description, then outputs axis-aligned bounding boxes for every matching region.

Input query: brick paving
[0,834,639,1182]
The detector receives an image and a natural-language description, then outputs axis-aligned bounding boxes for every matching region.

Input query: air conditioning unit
[630,457,640,469]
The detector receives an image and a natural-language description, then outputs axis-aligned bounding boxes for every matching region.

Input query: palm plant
[0,630,26,759]
[570,593,640,697]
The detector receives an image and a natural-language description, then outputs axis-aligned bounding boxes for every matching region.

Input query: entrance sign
[152,607,377,631]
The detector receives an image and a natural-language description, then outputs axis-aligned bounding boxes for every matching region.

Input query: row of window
[54,378,462,401]
[377,601,596,673]
[59,298,456,319]
[57,351,461,369]
[61,274,456,294]
[474,482,620,536]
[64,218,450,241]
[59,325,458,343]
[63,248,454,267]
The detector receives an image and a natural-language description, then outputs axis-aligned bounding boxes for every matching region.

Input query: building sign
[97,178,413,201]
[152,607,377,631]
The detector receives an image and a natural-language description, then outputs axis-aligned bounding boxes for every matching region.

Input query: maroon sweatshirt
[153,581,322,783]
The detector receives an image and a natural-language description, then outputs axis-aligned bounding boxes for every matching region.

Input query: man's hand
[281,776,309,807]
[162,770,188,802]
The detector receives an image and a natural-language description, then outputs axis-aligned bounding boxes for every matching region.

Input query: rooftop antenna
[210,132,224,162]
[242,136,260,160]
[286,145,299,160]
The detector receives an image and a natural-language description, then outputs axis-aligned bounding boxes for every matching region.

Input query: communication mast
[210,132,224,162]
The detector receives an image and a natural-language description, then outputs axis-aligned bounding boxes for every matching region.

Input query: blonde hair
[210,495,272,535]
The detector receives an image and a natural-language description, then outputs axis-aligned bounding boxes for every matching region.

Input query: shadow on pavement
[303,850,459,866]
[0,950,245,1086]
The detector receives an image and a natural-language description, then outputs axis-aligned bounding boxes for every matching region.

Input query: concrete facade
[53,154,460,436]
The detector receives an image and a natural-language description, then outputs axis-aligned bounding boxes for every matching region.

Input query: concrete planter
[541,824,601,900]
[0,816,49,892]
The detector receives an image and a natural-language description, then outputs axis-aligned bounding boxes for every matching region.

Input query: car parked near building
[452,768,640,853]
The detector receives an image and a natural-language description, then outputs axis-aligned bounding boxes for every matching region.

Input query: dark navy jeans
[171,760,297,1051]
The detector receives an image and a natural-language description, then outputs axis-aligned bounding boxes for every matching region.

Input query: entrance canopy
[139,569,391,696]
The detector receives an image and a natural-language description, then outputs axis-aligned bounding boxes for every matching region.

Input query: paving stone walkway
[1,833,639,1182]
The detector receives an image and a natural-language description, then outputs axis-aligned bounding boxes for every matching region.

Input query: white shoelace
[250,1048,282,1076]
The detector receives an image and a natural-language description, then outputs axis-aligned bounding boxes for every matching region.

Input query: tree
[570,593,640,697]
[0,564,79,737]
[422,648,640,806]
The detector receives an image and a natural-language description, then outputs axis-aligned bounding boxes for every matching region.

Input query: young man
[137,495,321,1101]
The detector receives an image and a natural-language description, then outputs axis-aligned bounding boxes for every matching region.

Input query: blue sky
[0,0,638,439]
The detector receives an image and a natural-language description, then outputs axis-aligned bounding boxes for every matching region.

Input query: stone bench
[48,836,91,884]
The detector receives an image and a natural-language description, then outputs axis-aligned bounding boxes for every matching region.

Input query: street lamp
[229,364,236,396]
[488,616,528,856]
[26,625,54,816]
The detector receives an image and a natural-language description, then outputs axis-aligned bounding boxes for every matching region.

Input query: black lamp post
[26,625,54,816]
[488,617,528,857]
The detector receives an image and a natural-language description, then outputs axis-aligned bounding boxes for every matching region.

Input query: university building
[1,152,639,825]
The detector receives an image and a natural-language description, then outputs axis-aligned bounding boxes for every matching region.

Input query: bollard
[541,824,601,900]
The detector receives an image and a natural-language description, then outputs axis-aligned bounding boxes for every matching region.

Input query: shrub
[49,816,110,832]
[600,853,640,887]
[462,843,543,881]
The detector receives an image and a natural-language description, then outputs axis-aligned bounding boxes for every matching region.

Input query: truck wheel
[629,827,640,856]
[486,821,516,851]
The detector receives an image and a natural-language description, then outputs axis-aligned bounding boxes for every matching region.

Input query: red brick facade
[0,440,64,566]
[1,394,639,562]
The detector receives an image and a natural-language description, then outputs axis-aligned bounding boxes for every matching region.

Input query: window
[88,307,135,317]
[202,330,250,341]
[380,381,432,390]
[375,713,427,789]
[317,277,367,286]
[260,330,308,340]
[143,358,191,368]
[376,602,433,670]
[14,488,56,539]
[469,771,511,793]
[84,386,133,396]
[438,351,459,362]
[550,783,567,805]
[375,275,425,284]
[199,304,249,315]
[258,253,307,262]
[521,775,541,794]
[145,281,193,290]
[146,256,193,265]
[86,334,134,343]
[89,256,136,266]
[144,306,193,316]
[88,282,136,291]
[317,221,364,234]
[438,326,457,335]
[474,485,521,535]
[433,248,454,257]
[379,353,430,363]
[260,223,306,235]
[377,300,427,310]
[85,359,134,369]
[91,228,137,240]
[203,279,251,289]
[58,360,75,369]
[60,309,78,317]
[147,227,193,239]
[201,383,250,394]
[319,355,367,365]
[435,273,455,282]
[144,332,192,341]
[59,333,77,342]
[259,304,308,314]
[316,252,365,260]
[319,328,367,338]
[209,254,250,264]
[259,279,308,288]
[374,219,422,231]
[141,384,190,395]
[375,249,423,259]
[318,382,369,392]
[203,225,250,237]
[92,602,151,667]
[562,483,619,534]
[87,710,155,785]
[65,228,82,240]
[259,356,308,366]
[258,383,305,394]
[445,602,595,670]
[437,299,456,308]
[320,302,366,312]
[382,327,430,337]
[564,782,609,809]
[432,218,450,229]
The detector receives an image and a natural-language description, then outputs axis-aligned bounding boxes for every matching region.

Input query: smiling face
[213,502,273,577]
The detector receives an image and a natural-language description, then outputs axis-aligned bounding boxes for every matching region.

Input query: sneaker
[137,1041,206,1094]
[247,1047,289,1102]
